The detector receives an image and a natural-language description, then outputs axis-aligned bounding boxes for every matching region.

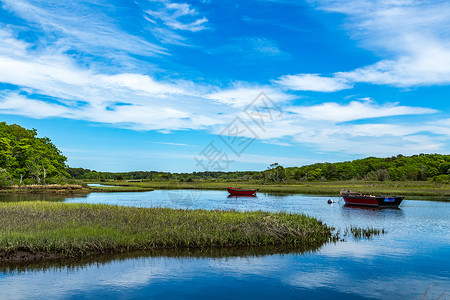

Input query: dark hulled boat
[340,189,403,208]
[227,187,258,196]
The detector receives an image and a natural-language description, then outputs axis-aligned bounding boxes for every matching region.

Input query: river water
[0,190,449,299]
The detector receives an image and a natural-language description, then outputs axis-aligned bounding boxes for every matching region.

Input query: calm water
[0,190,449,299]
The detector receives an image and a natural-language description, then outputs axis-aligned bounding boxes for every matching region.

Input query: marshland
[0,201,330,262]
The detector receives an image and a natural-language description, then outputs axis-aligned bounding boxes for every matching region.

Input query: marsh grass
[344,226,385,239]
[89,186,154,193]
[0,202,330,262]
[0,184,88,194]
[99,180,450,197]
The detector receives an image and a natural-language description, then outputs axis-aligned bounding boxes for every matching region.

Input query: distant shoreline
[92,180,450,198]
[0,180,448,197]
[0,184,89,194]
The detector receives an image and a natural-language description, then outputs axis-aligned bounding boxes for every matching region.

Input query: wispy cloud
[144,0,208,32]
[275,74,352,92]
[205,36,288,60]
[287,100,438,122]
[0,0,448,160]
[0,27,446,156]
[300,0,450,87]
[1,0,166,62]
[206,83,293,107]
[235,37,285,56]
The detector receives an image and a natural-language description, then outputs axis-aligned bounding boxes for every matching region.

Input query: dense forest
[68,155,450,183]
[0,122,69,186]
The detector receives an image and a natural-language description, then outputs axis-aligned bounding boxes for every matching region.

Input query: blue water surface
[0,190,449,299]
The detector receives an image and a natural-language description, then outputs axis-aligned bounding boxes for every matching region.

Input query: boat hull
[342,195,403,208]
[227,187,257,196]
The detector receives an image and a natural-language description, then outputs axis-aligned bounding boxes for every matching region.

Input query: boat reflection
[227,195,257,199]
[343,203,402,211]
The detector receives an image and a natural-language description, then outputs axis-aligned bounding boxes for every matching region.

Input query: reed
[0,184,88,194]
[89,186,154,192]
[344,226,386,239]
[0,202,330,262]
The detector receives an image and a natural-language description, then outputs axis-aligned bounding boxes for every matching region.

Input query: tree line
[283,154,450,182]
[1,122,449,185]
[68,155,450,183]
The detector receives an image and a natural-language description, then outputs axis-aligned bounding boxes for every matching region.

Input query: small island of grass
[88,185,154,192]
[0,202,331,263]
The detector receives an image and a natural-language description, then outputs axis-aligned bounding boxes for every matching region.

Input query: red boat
[227,187,258,196]
[340,189,403,208]
[227,171,258,196]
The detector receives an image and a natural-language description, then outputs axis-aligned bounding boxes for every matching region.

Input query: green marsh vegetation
[88,185,154,192]
[0,202,331,262]
[344,226,385,240]
[328,226,386,242]
[0,184,88,194]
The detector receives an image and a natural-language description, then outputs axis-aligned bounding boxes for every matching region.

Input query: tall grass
[0,202,330,262]
[0,184,88,194]
[89,186,154,192]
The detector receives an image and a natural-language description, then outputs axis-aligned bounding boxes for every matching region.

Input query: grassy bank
[89,186,154,193]
[0,202,330,262]
[0,184,89,194]
[96,180,450,197]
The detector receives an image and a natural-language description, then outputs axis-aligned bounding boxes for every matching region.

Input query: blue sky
[0,0,449,172]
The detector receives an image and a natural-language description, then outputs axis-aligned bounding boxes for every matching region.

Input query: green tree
[0,122,69,184]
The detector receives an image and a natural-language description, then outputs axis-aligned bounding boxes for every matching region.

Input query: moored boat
[227,187,258,196]
[340,189,403,208]
[227,171,258,196]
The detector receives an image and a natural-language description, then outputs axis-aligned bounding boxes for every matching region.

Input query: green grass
[0,184,89,194]
[344,226,386,239]
[0,202,330,262]
[89,186,154,193]
[95,180,450,197]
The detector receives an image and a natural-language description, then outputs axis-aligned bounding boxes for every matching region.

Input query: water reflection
[0,193,86,202]
[1,243,448,300]
[226,195,257,199]
[0,245,323,273]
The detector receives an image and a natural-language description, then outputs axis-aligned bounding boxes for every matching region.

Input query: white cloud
[144,0,208,32]
[0,93,71,118]
[236,37,284,56]
[275,74,352,92]
[206,84,293,107]
[305,0,450,87]
[287,101,438,122]
[204,36,287,60]
[1,0,166,60]
[0,7,448,159]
